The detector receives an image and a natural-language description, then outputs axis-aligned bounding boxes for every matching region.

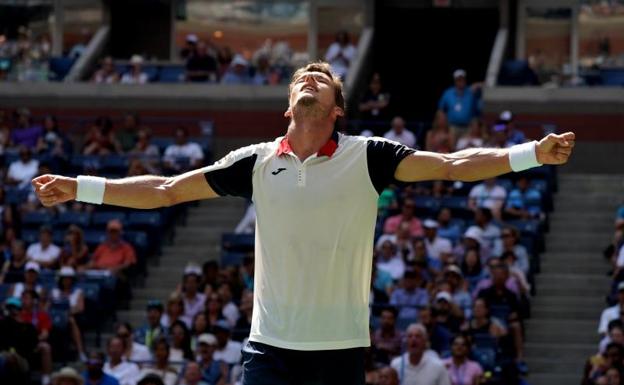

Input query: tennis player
[32,62,574,385]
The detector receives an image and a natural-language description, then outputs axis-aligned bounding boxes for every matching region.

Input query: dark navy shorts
[241,340,365,385]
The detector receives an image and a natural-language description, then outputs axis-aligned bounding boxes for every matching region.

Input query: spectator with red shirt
[383,199,424,237]
[19,289,53,381]
[88,219,136,274]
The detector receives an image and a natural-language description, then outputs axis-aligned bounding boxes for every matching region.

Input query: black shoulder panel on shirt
[204,154,257,199]
[366,139,416,194]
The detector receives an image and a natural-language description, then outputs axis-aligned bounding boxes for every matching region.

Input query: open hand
[536,132,575,165]
[31,174,77,207]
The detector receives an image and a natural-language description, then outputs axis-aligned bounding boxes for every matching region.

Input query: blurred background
[0,1,623,385]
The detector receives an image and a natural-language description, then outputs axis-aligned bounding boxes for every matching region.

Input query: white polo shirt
[203,132,415,350]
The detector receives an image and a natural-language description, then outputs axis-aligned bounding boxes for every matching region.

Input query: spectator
[9,260,44,298]
[433,291,463,334]
[178,264,206,322]
[117,113,140,153]
[501,251,531,295]
[468,178,507,220]
[36,114,68,159]
[216,46,233,78]
[500,227,530,276]
[134,300,166,350]
[136,338,178,385]
[234,203,255,234]
[599,282,624,337]
[437,69,479,136]
[583,343,624,385]
[51,266,86,359]
[161,293,191,329]
[473,208,503,257]
[10,108,42,149]
[186,41,218,83]
[600,320,624,354]
[129,129,160,174]
[180,34,199,60]
[59,225,89,270]
[455,118,485,151]
[376,240,405,281]
[83,116,121,156]
[324,30,356,81]
[426,111,455,153]
[378,187,399,218]
[169,319,194,364]
[116,322,151,364]
[442,335,483,385]
[460,248,486,293]
[453,227,490,267]
[444,265,472,319]
[104,336,140,385]
[88,219,136,274]
[464,297,508,340]
[179,362,209,385]
[121,55,149,84]
[92,56,120,84]
[83,351,120,385]
[195,333,228,385]
[384,116,416,148]
[378,367,400,385]
[233,290,253,342]
[1,240,28,284]
[163,127,204,174]
[212,320,242,366]
[383,199,424,237]
[19,289,53,381]
[419,306,453,356]
[68,28,91,59]
[52,366,84,385]
[358,72,391,130]
[390,269,429,321]
[390,323,450,385]
[423,220,453,261]
[504,175,542,220]
[436,208,461,244]
[6,146,39,188]
[251,55,278,85]
[217,282,239,327]
[190,312,209,349]
[26,225,61,269]
[372,306,403,361]
[220,55,251,85]
[497,111,526,146]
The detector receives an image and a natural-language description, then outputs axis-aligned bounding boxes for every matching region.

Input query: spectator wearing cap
[83,350,120,385]
[376,240,405,281]
[212,319,242,365]
[437,69,480,137]
[0,297,40,381]
[599,282,624,337]
[390,269,429,321]
[89,219,136,274]
[453,226,490,264]
[26,225,61,269]
[11,108,43,149]
[180,34,199,60]
[390,323,450,385]
[442,335,484,385]
[473,208,503,257]
[444,265,472,319]
[373,306,403,362]
[163,127,205,174]
[468,178,507,221]
[19,289,53,380]
[186,41,218,83]
[104,336,141,385]
[10,260,44,298]
[121,55,149,84]
[324,30,357,81]
[383,116,416,149]
[433,291,463,333]
[51,266,86,358]
[178,264,207,322]
[52,366,84,385]
[179,361,209,385]
[93,56,120,84]
[504,175,542,221]
[196,333,228,385]
[135,300,166,350]
[161,293,192,329]
[1,240,28,284]
[423,219,453,262]
[220,54,251,85]
[498,110,526,146]
[136,338,178,385]
[116,322,151,364]
[6,145,39,188]
[383,199,424,238]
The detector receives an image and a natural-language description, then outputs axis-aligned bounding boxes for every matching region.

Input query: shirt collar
[276,130,339,158]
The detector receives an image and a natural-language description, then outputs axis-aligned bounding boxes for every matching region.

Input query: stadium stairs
[525,173,624,385]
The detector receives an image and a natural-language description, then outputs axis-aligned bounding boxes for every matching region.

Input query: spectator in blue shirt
[83,351,120,385]
[134,300,166,351]
[437,69,480,135]
[498,110,526,145]
[390,269,429,321]
[504,175,542,220]
[220,55,251,85]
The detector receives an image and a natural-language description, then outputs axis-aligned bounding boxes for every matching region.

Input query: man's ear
[334,107,345,117]
[284,108,292,118]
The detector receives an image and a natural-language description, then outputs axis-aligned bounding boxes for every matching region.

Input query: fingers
[549,132,576,148]
[39,177,59,192]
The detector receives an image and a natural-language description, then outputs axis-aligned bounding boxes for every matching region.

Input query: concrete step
[535,273,609,286]
[536,282,609,296]
[554,201,616,213]
[524,329,598,344]
[524,357,586,374]
[548,211,617,222]
[530,306,601,320]
[542,241,604,253]
[546,233,611,245]
[529,294,607,308]
[541,252,604,264]
[525,319,598,339]
[547,220,615,232]
[540,260,609,274]
[132,288,174,300]
[524,342,596,361]
[527,372,582,385]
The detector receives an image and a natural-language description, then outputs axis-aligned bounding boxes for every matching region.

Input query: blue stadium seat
[22,211,55,228]
[84,230,107,248]
[50,307,69,329]
[101,156,130,175]
[221,251,246,267]
[440,196,473,220]
[92,212,127,228]
[76,282,100,303]
[151,137,175,153]
[0,283,11,301]
[57,211,91,228]
[21,229,39,244]
[472,347,497,370]
[142,65,159,82]
[222,233,255,251]
[497,178,514,192]
[507,219,540,236]
[158,65,185,82]
[600,68,624,86]
[413,196,440,217]
[124,231,148,250]
[48,57,76,81]
[128,212,162,229]
[5,187,29,205]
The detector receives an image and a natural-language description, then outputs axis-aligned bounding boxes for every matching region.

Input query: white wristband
[508,141,542,172]
[76,175,106,204]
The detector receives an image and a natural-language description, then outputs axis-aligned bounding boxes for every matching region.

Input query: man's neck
[409,351,424,365]
[286,119,333,161]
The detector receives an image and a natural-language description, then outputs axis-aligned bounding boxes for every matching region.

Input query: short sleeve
[366,138,416,194]
[203,145,259,199]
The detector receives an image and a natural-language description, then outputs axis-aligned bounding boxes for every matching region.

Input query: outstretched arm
[395,132,575,182]
[32,167,218,209]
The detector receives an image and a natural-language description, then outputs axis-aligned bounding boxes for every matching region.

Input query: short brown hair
[289,62,345,112]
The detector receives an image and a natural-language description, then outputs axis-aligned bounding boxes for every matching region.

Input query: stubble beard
[294,95,329,120]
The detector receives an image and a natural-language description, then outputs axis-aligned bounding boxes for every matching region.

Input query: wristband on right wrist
[508,141,542,172]
[76,175,106,204]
